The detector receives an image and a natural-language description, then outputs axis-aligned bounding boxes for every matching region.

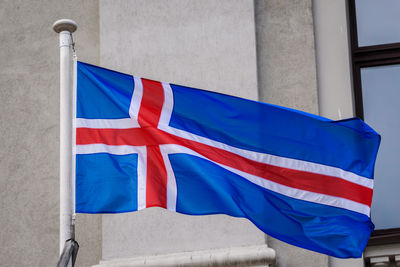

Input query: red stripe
[76,127,174,146]
[146,146,168,208]
[174,138,373,206]
[138,79,165,127]
[76,126,373,206]
[139,79,168,208]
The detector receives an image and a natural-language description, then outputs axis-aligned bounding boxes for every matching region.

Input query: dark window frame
[348,0,400,244]
[348,0,400,119]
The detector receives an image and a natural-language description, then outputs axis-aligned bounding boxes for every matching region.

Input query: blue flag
[75,61,380,258]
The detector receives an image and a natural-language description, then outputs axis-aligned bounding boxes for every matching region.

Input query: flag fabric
[75,61,380,258]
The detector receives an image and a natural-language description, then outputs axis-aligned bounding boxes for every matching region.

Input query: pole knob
[53,19,77,33]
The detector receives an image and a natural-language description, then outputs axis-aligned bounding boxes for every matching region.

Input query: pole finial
[53,19,77,33]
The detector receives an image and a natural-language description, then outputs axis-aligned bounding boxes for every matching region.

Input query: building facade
[1,0,399,266]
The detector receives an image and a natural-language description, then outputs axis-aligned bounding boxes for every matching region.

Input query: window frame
[348,0,400,119]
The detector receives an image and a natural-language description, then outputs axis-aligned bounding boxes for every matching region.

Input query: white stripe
[76,118,139,129]
[76,144,147,211]
[76,143,145,155]
[159,82,174,129]
[159,144,371,216]
[137,147,147,211]
[221,165,371,216]
[158,83,373,189]
[159,145,177,211]
[130,77,143,120]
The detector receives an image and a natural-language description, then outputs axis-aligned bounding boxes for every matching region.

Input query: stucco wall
[0,1,101,266]
[255,0,328,266]
[99,0,265,260]
[0,1,338,266]
[255,0,318,115]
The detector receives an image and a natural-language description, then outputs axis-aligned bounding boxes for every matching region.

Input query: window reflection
[355,0,400,47]
[361,64,400,229]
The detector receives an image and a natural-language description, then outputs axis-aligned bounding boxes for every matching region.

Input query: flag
[75,61,380,258]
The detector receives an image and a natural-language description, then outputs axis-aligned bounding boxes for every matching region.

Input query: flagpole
[53,19,77,258]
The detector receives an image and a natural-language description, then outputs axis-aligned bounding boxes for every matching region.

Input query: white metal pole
[53,19,77,256]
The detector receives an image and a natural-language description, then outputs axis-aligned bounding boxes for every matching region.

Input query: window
[354,0,400,47]
[349,0,400,265]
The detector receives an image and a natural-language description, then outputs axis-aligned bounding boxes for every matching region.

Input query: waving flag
[75,62,380,258]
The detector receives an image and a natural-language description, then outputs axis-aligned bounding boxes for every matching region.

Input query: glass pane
[361,64,400,229]
[355,0,400,47]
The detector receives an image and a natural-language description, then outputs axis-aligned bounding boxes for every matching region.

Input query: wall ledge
[92,244,275,267]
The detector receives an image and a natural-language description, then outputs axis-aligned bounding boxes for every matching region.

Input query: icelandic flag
[75,61,380,258]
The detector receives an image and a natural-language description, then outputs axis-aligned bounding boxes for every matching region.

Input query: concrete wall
[98,1,329,266]
[0,1,349,266]
[99,0,265,260]
[255,0,327,266]
[255,0,318,115]
[313,1,362,266]
[0,1,101,266]
[313,0,354,121]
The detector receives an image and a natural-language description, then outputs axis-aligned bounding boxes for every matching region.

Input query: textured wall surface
[313,0,354,120]
[99,0,264,261]
[99,0,259,101]
[255,0,327,266]
[313,1,361,266]
[0,1,101,266]
[255,0,319,115]
[0,1,337,266]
